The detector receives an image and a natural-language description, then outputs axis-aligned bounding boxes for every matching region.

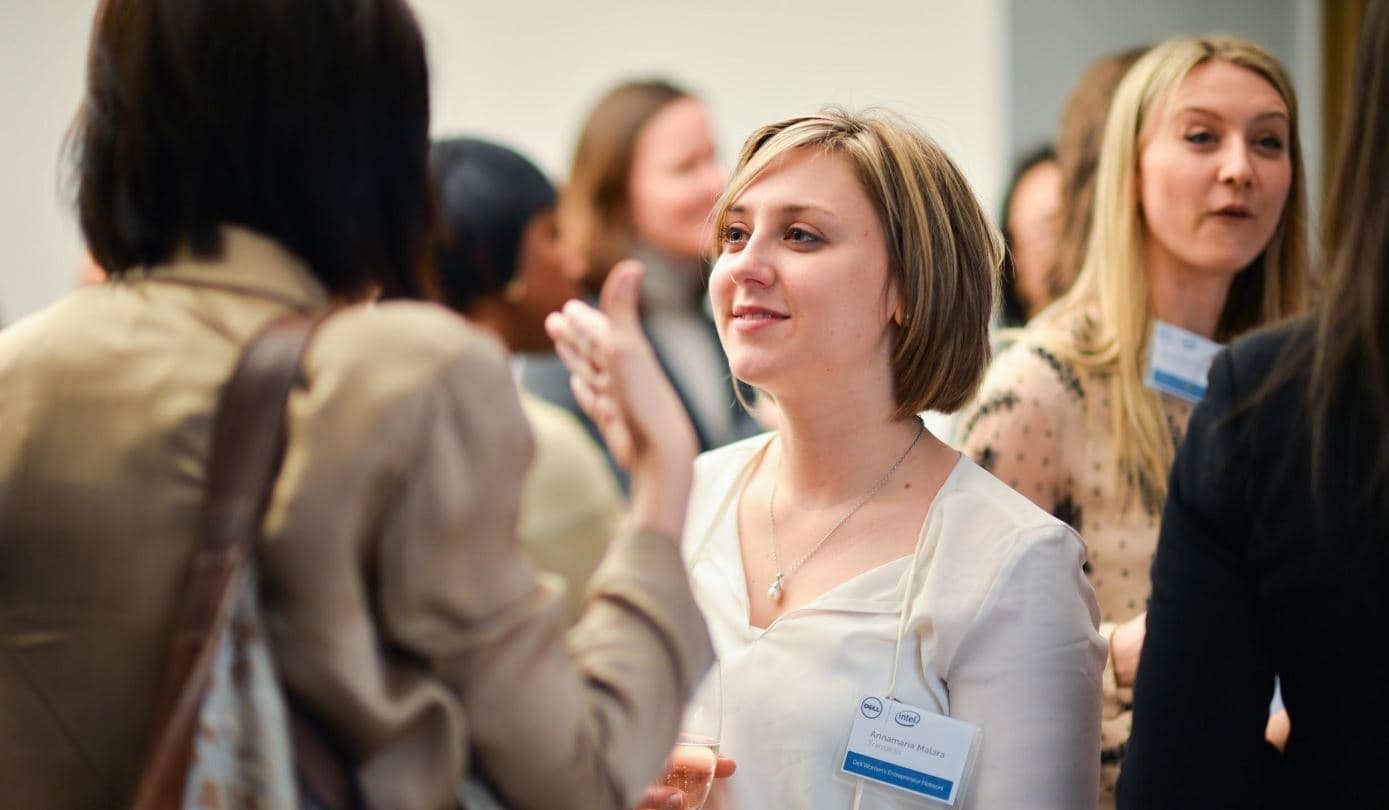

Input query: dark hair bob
[73,0,436,299]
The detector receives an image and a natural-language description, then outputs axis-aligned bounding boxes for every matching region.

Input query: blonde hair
[1052,46,1149,298]
[1039,35,1309,507]
[711,109,1003,417]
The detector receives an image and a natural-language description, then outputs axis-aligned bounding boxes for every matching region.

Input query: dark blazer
[1118,316,1389,809]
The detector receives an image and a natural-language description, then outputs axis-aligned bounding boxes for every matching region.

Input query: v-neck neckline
[697,435,969,633]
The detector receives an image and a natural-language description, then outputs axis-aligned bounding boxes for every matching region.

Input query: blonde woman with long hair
[956,35,1308,807]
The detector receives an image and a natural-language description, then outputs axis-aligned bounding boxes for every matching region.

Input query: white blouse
[682,434,1105,810]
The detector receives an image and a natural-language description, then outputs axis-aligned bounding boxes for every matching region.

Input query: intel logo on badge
[894,710,921,727]
[860,698,884,719]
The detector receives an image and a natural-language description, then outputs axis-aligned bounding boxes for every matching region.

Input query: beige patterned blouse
[955,310,1193,808]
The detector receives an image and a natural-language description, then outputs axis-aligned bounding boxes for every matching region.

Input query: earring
[503,278,528,303]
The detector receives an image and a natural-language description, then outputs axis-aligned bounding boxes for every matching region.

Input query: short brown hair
[561,79,690,291]
[72,0,435,299]
[711,109,1002,417]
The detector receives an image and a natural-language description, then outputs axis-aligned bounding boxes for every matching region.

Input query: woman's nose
[1218,141,1255,187]
[722,235,775,288]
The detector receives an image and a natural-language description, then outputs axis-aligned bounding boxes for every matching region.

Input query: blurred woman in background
[431,135,623,625]
[998,144,1062,328]
[520,79,761,479]
[1050,46,1149,300]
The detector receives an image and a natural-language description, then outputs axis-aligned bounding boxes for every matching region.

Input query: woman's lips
[730,305,788,333]
[1212,204,1253,219]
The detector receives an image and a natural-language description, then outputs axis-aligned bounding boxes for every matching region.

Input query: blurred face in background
[1138,59,1292,280]
[627,97,726,261]
[507,208,584,352]
[1006,159,1062,317]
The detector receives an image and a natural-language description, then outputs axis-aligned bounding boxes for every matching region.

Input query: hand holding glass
[661,663,721,810]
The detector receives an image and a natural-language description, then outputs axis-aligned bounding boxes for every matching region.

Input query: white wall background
[0,1,95,325]
[415,0,1007,211]
[0,0,1327,324]
[0,0,1007,324]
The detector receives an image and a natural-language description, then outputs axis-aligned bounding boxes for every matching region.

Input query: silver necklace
[766,418,925,605]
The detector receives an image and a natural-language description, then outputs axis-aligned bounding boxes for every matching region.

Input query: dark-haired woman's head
[432,137,581,352]
[74,0,435,300]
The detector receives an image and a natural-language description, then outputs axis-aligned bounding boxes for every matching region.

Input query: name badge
[841,695,981,806]
[1144,321,1224,402]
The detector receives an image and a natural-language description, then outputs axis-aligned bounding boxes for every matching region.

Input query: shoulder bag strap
[131,312,318,810]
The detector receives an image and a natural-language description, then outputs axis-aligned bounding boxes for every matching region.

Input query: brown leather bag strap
[131,313,318,810]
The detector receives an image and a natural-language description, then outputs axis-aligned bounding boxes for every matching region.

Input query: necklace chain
[766,418,925,604]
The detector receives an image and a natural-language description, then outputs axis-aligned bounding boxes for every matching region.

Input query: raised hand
[545,260,698,536]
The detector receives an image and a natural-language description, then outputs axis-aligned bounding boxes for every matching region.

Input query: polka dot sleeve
[955,340,1080,515]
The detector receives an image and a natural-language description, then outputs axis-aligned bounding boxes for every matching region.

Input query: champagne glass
[661,662,722,810]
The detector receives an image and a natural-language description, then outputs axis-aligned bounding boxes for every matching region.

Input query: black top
[1117,316,1389,809]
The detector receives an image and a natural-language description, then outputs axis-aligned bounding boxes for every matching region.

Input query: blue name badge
[841,696,981,806]
[1143,321,1224,403]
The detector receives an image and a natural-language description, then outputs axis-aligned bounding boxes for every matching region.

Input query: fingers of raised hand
[569,370,634,466]
[600,259,645,325]
[713,756,737,779]
[549,303,616,382]
[546,301,607,359]
[561,297,612,345]
[635,785,685,810]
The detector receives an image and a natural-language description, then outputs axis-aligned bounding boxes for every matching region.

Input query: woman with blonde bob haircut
[553,109,1105,809]
[713,111,999,416]
[957,35,1308,808]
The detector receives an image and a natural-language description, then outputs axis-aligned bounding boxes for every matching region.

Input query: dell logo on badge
[895,710,921,727]
[860,698,883,719]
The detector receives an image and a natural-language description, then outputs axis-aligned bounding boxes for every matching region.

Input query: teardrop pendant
[767,573,785,604]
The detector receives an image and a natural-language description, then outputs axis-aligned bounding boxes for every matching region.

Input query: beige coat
[516,393,623,625]
[0,228,712,809]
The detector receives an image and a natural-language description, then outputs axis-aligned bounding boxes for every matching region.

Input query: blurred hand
[1110,612,1147,689]
[1265,709,1291,752]
[545,260,698,536]
[635,757,737,810]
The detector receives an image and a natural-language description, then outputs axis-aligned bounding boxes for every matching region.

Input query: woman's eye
[1183,130,1216,146]
[721,225,748,245]
[1255,135,1285,152]
[786,227,820,244]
